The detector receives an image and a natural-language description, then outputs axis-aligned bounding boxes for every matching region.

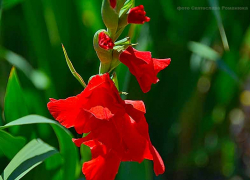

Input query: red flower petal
[72,133,93,147]
[125,100,146,113]
[48,73,124,134]
[149,145,165,176]
[153,58,171,74]
[117,115,153,162]
[82,141,121,180]
[47,95,83,129]
[86,106,114,120]
[119,46,171,93]
[91,121,122,153]
[131,111,165,175]
[84,140,107,158]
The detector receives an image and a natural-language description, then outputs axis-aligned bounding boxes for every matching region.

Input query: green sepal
[114,37,131,46]
[113,37,132,52]
[101,0,119,39]
[115,0,127,13]
[118,0,134,29]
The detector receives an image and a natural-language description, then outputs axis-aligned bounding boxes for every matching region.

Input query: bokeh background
[1,0,250,179]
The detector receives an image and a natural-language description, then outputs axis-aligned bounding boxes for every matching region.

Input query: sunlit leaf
[1,139,57,180]
[0,130,26,159]
[0,115,57,128]
[188,41,220,61]
[4,67,29,134]
[0,49,50,90]
[119,0,134,17]
[0,115,79,180]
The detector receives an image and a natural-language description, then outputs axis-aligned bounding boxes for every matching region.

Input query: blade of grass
[209,0,229,51]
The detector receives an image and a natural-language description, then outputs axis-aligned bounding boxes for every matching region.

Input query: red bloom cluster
[128,5,150,24]
[119,46,171,93]
[49,1,171,179]
[47,73,165,180]
[98,32,114,50]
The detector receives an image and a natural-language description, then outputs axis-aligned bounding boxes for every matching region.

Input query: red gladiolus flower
[98,32,114,50]
[128,5,150,24]
[119,46,171,93]
[47,73,165,180]
[109,0,116,9]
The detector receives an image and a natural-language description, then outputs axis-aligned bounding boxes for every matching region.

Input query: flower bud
[119,5,150,28]
[94,30,114,73]
[101,0,119,38]
[128,5,150,24]
[93,30,114,62]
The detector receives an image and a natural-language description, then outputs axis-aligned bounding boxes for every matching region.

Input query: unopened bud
[94,29,114,63]
[93,30,114,73]
[119,4,150,28]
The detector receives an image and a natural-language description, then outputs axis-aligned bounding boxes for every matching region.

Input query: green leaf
[0,115,79,180]
[0,49,50,90]
[117,161,153,180]
[119,0,134,16]
[0,115,57,129]
[1,139,57,180]
[52,125,80,180]
[2,0,23,9]
[188,41,221,61]
[0,107,3,126]
[80,133,91,165]
[209,0,229,51]
[62,44,86,88]
[0,130,26,159]
[4,67,29,134]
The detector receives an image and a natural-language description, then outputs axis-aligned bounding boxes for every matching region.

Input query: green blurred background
[1,0,250,179]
